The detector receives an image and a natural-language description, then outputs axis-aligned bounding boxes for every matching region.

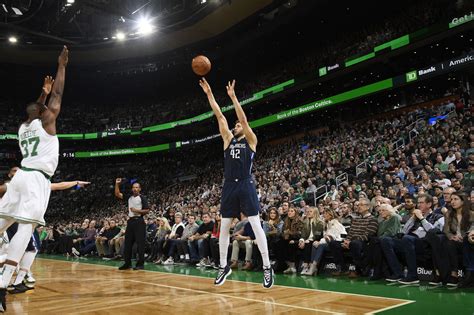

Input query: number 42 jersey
[19,119,59,177]
[224,137,255,181]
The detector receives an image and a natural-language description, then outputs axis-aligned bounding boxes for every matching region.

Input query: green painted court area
[39,255,474,314]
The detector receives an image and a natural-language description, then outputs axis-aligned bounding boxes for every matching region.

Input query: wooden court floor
[7,258,413,314]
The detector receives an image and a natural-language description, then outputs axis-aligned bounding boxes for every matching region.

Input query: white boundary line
[368,300,416,314]
[37,257,414,311]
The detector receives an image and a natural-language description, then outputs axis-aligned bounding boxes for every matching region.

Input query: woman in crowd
[303,208,346,276]
[148,217,171,263]
[278,207,303,274]
[441,193,473,286]
[299,207,324,275]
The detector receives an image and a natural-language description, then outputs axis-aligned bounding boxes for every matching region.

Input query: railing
[356,161,367,177]
[336,173,348,189]
[314,185,328,205]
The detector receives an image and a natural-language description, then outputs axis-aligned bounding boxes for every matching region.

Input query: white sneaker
[72,247,80,257]
[196,258,207,267]
[25,272,36,283]
[283,267,297,274]
[163,257,174,265]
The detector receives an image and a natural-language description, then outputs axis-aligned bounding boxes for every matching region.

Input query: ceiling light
[67,0,75,3]
[116,32,126,40]
[8,36,17,43]
[137,18,154,35]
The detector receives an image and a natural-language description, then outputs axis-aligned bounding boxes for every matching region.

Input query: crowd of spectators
[37,95,474,288]
[0,0,460,135]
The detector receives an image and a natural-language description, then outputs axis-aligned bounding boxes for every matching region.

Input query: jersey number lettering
[230,149,240,159]
[20,137,40,158]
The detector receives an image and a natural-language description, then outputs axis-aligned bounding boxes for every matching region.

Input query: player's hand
[115,178,122,184]
[58,45,69,66]
[312,240,320,248]
[77,181,91,188]
[199,78,212,95]
[42,76,54,95]
[226,80,236,98]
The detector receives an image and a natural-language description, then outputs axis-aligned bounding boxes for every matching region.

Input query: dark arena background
[0,0,473,314]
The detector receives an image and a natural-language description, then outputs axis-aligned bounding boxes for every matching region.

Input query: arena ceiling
[0,0,275,64]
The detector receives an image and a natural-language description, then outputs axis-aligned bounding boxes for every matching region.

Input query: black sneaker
[385,275,403,282]
[8,283,29,294]
[263,267,274,289]
[118,264,132,270]
[398,277,420,285]
[458,272,474,288]
[133,265,145,270]
[0,288,6,312]
[446,276,459,287]
[214,265,232,286]
[429,275,443,286]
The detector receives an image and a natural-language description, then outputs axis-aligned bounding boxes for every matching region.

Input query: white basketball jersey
[19,119,59,177]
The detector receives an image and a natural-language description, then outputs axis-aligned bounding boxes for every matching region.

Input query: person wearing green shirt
[367,204,401,280]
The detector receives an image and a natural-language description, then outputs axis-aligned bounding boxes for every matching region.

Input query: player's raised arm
[199,78,233,147]
[37,76,54,105]
[226,80,257,149]
[42,46,69,135]
[115,178,124,200]
[51,181,91,191]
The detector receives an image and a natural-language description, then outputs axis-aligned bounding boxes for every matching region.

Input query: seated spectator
[230,220,256,270]
[459,229,474,288]
[162,212,186,265]
[339,203,354,228]
[329,198,378,278]
[451,152,468,171]
[303,208,344,276]
[95,221,110,257]
[381,194,444,284]
[299,207,324,275]
[96,220,121,258]
[148,217,171,263]
[109,221,126,259]
[278,207,303,274]
[366,204,401,280]
[427,192,473,286]
[72,221,97,257]
[176,214,199,263]
[188,213,214,266]
[395,195,416,224]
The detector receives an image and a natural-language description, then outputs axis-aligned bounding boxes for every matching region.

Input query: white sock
[185,254,190,260]
[180,255,184,259]
[19,251,37,273]
[219,218,232,268]
[13,270,26,286]
[1,264,16,288]
[248,215,271,268]
[0,223,35,288]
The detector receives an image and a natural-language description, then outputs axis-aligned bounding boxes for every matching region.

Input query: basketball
[192,55,211,76]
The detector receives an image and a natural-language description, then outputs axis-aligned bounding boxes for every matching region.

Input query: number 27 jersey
[224,137,255,181]
[18,119,59,177]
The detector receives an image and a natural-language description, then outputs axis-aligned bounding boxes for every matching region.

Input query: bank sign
[406,54,474,82]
